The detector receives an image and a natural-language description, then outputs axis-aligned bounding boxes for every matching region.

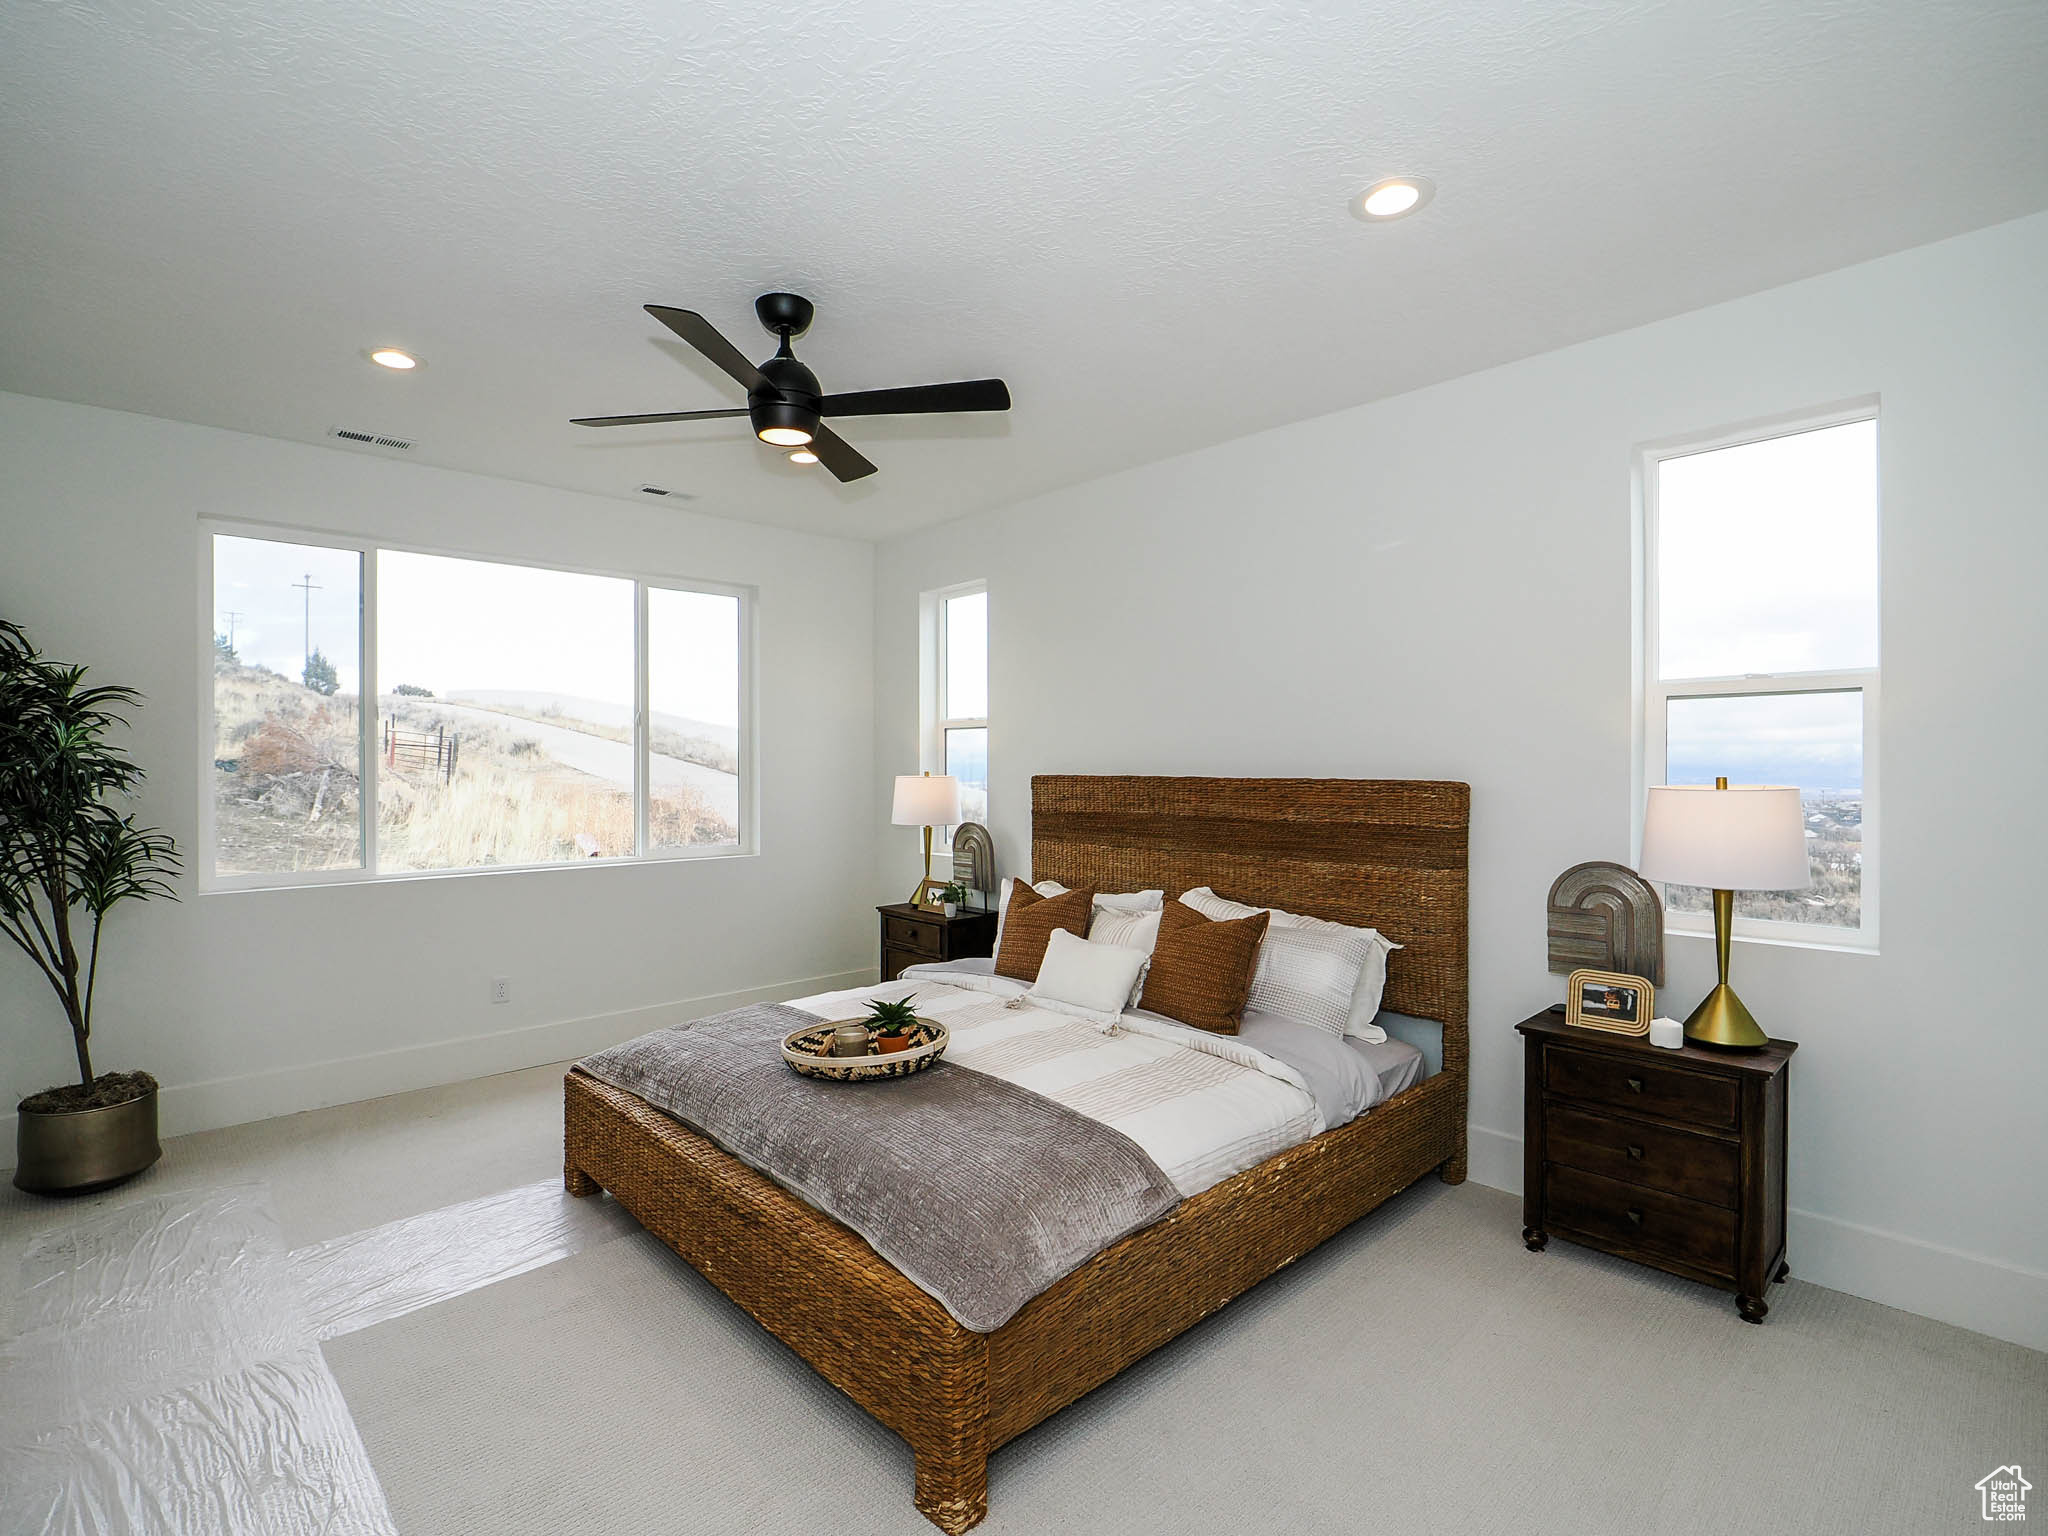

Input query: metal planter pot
[13,1089,161,1195]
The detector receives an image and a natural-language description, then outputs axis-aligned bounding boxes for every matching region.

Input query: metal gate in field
[383,718,459,783]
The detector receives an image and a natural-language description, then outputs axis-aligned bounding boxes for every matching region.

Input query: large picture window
[1641,411,1879,946]
[205,526,750,887]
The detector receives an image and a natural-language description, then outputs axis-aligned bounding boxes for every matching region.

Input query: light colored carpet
[324,1180,2046,1536]
[8,1063,2044,1534]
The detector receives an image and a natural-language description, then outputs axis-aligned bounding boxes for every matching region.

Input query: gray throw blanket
[578,1002,1180,1332]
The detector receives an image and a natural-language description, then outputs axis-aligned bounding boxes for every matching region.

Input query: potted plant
[866,995,921,1054]
[938,882,968,919]
[2,619,180,1195]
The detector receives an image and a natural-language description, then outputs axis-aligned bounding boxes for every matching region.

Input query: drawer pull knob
[1626,1077,1644,1093]
[1626,1209,1644,1226]
[1627,1144,1644,1160]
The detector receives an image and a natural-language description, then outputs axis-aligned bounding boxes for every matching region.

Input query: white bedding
[788,972,1325,1199]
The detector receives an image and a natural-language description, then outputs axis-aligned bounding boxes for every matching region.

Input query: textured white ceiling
[3,0,2045,540]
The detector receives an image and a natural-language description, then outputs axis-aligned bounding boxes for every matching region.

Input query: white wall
[1,393,878,1154]
[874,212,2048,1350]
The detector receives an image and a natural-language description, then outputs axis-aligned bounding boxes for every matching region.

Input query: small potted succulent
[938,882,968,918]
[866,995,921,1054]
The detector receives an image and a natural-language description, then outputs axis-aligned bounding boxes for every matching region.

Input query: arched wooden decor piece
[950,822,996,908]
[1547,861,1664,986]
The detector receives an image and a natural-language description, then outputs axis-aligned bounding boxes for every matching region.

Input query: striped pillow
[1179,887,1398,1040]
[1086,906,1164,1009]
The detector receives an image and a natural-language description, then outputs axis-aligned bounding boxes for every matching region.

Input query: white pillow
[1179,886,1401,1041]
[1027,929,1148,1026]
[1002,877,1164,946]
[1084,906,1163,1009]
[1034,879,1164,914]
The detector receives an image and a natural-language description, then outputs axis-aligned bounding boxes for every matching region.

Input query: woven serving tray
[782,1019,950,1082]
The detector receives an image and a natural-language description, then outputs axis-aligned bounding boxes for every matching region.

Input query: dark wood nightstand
[877,903,997,983]
[1517,1010,1796,1323]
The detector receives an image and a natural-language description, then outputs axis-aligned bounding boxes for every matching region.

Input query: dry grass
[375,698,735,868]
[379,768,733,869]
[213,659,736,874]
[212,660,362,874]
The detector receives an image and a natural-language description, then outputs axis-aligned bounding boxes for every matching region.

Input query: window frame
[924,579,988,850]
[197,518,756,892]
[1635,403,1881,953]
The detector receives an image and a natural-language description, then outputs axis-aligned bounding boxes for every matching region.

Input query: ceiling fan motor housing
[752,354,822,443]
[754,291,815,338]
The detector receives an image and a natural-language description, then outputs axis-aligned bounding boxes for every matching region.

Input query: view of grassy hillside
[211,655,363,872]
[212,651,735,875]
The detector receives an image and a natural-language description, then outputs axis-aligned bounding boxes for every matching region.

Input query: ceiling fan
[572,294,1011,483]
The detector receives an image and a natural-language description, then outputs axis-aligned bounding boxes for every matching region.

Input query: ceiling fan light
[758,426,813,447]
[787,448,820,465]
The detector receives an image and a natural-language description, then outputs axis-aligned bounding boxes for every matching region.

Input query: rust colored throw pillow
[1137,899,1272,1035]
[993,881,1096,983]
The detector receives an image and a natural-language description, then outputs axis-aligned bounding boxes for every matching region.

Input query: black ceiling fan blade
[645,306,768,393]
[570,409,750,427]
[808,424,878,482]
[819,379,1011,417]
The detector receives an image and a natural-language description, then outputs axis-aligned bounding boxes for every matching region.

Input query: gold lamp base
[1683,982,1769,1050]
[1684,884,1770,1050]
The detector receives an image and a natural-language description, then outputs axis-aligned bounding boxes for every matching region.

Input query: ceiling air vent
[638,484,695,500]
[638,484,671,496]
[327,426,416,452]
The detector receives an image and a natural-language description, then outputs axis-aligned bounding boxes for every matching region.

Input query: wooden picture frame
[1565,968,1653,1036]
[912,877,951,912]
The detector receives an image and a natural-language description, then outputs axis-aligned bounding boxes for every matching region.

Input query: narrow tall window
[934,585,988,828]
[1644,413,1879,944]
[647,585,742,851]
[204,526,752,888]
[211,534,364,875]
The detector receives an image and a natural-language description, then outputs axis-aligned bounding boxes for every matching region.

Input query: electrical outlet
[490,977,511,1005]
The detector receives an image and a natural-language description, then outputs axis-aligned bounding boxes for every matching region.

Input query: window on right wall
[1643,411,1880,948]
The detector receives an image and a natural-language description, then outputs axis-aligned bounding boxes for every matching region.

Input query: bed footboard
[564,1058,1462,1533]
[564,1068,992,1532]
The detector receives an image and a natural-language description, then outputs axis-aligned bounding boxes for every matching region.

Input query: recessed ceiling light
[1351,176,1434,222]
[367,347,419,370]
[787,448,820,465]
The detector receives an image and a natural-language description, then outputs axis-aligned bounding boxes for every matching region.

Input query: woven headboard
[1029,776,1470,1033]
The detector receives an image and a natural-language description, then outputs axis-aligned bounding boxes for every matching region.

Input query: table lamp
[892,771,963,908]
[1638,778,1810,1049]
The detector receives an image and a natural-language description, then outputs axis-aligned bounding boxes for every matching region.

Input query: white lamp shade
[892,773,963,827]
[1639,784,1812,891]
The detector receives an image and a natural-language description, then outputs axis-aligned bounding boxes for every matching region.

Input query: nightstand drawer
[1545,1103,1740,1208]
[1544,1047,1737,1131]
[1545,1165,1736,1275]
[883,915,942,956]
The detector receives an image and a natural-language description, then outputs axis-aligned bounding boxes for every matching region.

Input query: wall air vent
[327,426,416,452]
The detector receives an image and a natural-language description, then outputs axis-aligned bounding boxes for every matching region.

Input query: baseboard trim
[1459,1123,2046,1353]
[2,967,877,1170]
[1466,1122,1525,1195]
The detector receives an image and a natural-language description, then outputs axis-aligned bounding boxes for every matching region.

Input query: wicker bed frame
[564,775,1469,1532]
